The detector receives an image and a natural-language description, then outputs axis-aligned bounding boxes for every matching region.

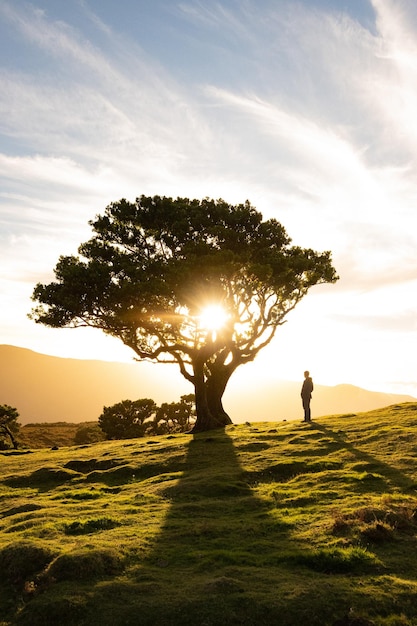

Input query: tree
[0,405,20,449]
[30,195,338,432]
[74,423,105,445]
[154,394,196,434]
[98,398,156,440]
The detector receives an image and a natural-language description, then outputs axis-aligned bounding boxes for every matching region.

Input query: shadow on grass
[128,429,296,622]
[311,422,417,493]
[11,428,392,626]
[15,429,300,626]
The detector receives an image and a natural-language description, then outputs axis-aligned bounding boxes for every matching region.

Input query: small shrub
[74,424,104,445]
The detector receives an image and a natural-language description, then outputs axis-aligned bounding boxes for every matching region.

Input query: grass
[1,403,417,624]
[18,422,102,449]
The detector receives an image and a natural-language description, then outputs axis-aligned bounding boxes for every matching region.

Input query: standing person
[301,370,313,422]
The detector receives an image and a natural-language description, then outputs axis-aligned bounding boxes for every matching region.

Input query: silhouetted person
[301,370,313,422]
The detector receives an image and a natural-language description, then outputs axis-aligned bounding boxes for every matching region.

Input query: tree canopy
[155,394,196,434]
[30,195,338,431]
[98,399,156,440]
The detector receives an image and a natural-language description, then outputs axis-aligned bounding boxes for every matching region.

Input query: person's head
[304,370,310,378]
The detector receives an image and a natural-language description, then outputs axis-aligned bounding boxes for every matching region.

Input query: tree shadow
[14,423,416,626]
[91,428,295,625]
[310,422,417,494]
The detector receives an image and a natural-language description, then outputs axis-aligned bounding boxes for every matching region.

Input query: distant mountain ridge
[1,345,415,424]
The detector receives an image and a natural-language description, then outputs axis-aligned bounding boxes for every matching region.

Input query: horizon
[5,341,417,395]
[1,1,417,400]
[2,343,416,427]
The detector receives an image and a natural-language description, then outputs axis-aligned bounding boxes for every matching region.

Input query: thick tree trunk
[191,362,233,433]
[206,367,232,426]
[192,365,215,432]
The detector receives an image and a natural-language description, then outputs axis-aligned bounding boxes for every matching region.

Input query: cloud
[1,0,417,390]
[333,309,417,333]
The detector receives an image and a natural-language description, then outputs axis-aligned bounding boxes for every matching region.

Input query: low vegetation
[17,395,197,450]
[18,422,103,449]
[2,403,417,625]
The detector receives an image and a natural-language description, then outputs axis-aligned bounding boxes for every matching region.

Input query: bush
[98,399,156,439]
[74,423,104,445]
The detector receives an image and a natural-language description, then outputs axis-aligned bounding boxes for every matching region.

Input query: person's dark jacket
[301,377,313,399]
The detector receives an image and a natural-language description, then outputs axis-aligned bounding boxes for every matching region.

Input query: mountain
[1,344,415,424]
[225,377,417,422]
[0,345,188,425]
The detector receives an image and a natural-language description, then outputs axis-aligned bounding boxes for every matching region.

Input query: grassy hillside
[18,422,102,449]
[1,404,417,625]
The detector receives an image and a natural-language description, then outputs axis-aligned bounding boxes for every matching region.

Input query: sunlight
[198,305,228,332]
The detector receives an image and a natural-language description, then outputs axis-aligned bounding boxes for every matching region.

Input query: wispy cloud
[1,0,417,391]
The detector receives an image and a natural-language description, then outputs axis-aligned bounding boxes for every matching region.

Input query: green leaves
[98,399,157,440]
[30,195,338,429]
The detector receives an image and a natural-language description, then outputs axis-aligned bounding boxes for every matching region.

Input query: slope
[1,404,417,625]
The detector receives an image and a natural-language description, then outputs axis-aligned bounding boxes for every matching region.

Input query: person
[301,370,313,422]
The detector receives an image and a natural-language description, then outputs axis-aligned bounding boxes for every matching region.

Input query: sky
[1,0,417,400]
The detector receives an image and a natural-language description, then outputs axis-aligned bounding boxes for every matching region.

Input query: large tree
[30,196,338,432]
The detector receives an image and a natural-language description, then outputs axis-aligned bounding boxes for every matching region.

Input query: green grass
[18,422,103,448]
[2,403,417,625]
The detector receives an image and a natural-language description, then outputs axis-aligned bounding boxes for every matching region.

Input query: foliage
[98,395,196,439]
[98,398,156,439]
[0,405,20,450]
[74,423,105,445]
[2,404,417,624]
[30,195,338,431]
[154,394,196,433]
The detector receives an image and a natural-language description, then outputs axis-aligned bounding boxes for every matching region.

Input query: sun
[198,305,228,332]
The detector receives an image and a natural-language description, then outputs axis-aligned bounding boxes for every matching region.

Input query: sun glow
[198,305,229,332]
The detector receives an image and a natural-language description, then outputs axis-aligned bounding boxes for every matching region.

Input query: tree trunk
[191,361,217,432]
[191,361,233,433]
[2,425,18,449]
[206,367,233,427]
